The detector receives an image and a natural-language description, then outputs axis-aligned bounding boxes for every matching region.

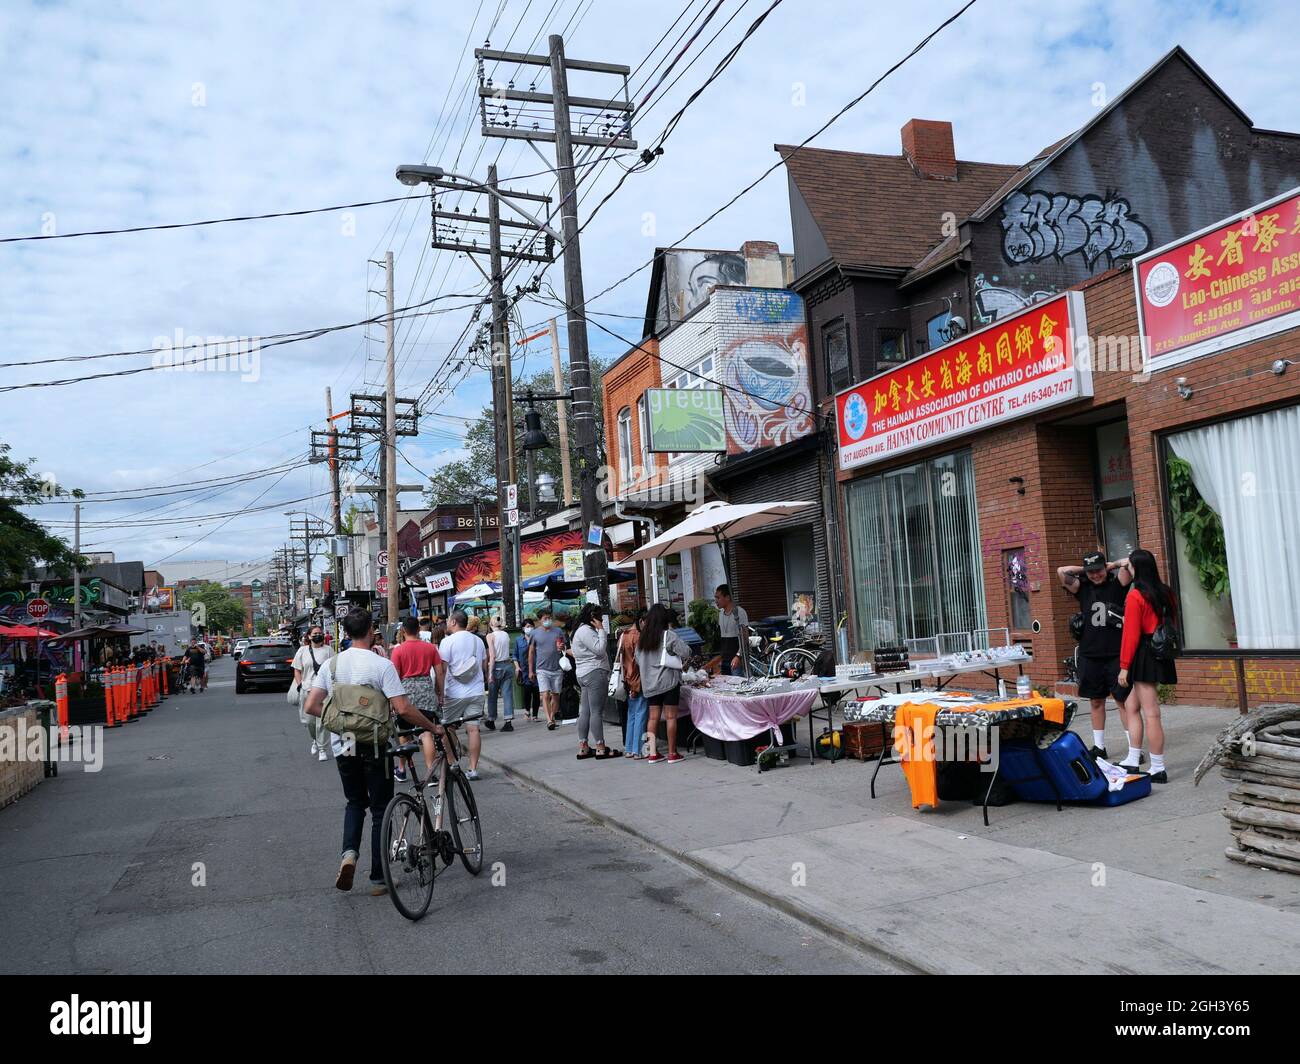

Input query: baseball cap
[1082,551,1107,573]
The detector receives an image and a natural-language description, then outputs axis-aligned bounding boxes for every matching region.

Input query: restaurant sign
[835,292,1091,470]
[1135,186,1300,372]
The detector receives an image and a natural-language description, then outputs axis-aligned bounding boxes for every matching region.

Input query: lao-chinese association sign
[1135,186,1300,372]
[835,291,1091,471]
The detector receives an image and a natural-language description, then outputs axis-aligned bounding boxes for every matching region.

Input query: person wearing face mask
[571,603,617,759]
[293,625,335,761]
[527,608,567,730]
[515,618,539,720]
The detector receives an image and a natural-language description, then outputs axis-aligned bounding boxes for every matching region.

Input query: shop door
[1094,420,1137,559]
[782,527,817,622]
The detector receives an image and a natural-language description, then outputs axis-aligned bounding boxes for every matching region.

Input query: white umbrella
[454,582,500,602]
[624,500,817,675]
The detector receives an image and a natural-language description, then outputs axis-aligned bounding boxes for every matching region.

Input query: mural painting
[663,250,746,324]
[1000,189,1151,268]
[972,272,1057,324]
[453,529,583,593]
[721,324,814,454]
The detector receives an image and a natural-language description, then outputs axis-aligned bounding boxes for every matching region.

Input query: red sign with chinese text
[1135,186,1300,371]
[835,292,1091,470]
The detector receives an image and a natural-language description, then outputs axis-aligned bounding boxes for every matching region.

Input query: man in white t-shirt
[304,609,425,895]
[438,609,487,780]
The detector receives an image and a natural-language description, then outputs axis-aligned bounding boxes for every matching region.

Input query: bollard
[161,658,169,696]
[55,673,70,744]
[130,666,139,718]
[104,669,116,727]
[116,667,127,725]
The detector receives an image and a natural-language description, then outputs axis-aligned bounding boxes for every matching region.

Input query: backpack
[319,653,392,755]
[1150,599,1182,662]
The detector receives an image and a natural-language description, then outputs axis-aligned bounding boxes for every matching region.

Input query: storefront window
[1165,403,1300,651]
[1004,548,1031,631]
[844,449,987,650]
[878,328,907,364]
[823,320,849,395]
[1094,420,1136,560]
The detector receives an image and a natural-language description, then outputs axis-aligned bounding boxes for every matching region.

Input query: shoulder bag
[608,633,626,700]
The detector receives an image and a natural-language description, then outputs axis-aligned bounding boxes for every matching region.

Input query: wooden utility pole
[548,318,573,505]
[72,502,82,631]
[487,164,518,627]
[474,34,635,609]
[384,250,399,627]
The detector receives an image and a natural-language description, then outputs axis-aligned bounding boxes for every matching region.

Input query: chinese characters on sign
[835,292,1092,470]
[1135,186,1300,372]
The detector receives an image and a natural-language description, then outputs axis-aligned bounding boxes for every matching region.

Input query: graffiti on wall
[664,251,746,324]
[972,273,1057,324]
[721,325,814,453]
[733,289,801,324]
[1000,189,1151,268]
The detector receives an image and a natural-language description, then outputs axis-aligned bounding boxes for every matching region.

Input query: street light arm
[396,164,563,243]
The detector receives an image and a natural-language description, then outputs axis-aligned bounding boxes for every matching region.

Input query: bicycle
[379,722,484,921]
[740,628,824,680]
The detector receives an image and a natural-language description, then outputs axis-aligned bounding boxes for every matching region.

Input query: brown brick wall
[600,339,669,494]
[835,266,1300,708]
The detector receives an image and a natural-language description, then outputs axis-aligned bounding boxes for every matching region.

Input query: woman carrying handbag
[572,604,619,759]
[292,625,335,761]
[634,604,690,764]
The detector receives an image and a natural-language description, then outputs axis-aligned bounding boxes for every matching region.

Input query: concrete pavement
[0,659,892,974]
[480,699,1300,974]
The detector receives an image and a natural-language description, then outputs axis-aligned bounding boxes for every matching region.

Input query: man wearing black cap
[1058,550,1131,759]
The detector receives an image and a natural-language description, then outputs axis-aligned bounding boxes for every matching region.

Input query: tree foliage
[425,357,608,507]
[0,442,85,586]
[180,583,247,634]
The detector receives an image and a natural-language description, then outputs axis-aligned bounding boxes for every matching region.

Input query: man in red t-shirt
[389,616,445,780]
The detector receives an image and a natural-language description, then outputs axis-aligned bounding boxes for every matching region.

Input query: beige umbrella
[625,500,817,674]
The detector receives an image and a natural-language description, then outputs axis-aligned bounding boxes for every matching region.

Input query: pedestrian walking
[389,616,444,781]
[571,604,617,759]
[527,608,567,730]
[184,640,206,694]
[438,610,486,780]
[1117,549,1178,783]
[514,618,539,720]
[485,615,515,732]
[636,604,690,764]
[292,624,335,761]
[619,614,647,758]
[371,628,389,658]
[1057,551,1131,758]
[302,609,427,895]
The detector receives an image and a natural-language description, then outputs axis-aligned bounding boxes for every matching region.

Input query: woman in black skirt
[1116,549,1177,782]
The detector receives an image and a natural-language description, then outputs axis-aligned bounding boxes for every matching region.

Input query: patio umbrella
[453,582,501,603]
[0,625,60,639]
[521,566,637,597]
[624,500,818,674]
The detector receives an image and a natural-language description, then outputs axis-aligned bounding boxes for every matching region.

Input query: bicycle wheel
[445,767,484,876]
[380,792,436,921]
[772,645,818,679]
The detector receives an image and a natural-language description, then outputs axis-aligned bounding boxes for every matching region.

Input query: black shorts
[1077,655,1129,703]
[646,685,681,710]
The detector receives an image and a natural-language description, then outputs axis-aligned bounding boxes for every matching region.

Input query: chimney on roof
[901,119,957,181]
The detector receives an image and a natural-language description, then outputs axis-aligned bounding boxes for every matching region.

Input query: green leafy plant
[1157,683,1177,704]
[687,598,720,653]
[1166,455,1230,600]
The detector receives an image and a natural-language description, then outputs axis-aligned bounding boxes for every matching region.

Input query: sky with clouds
[2,0,1295,578]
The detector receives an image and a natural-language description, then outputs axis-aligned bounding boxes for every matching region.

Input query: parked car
[232,639,250,661]
[234,643,296,694]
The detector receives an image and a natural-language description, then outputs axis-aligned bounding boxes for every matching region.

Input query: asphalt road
[0,657,892,974]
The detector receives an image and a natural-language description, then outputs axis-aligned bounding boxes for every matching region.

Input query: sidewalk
[479,704,1300,974]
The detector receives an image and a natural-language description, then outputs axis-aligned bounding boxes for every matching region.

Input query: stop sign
[376,576,389,595]
[27,598,50,620]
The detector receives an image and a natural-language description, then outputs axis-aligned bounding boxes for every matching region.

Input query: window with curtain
[844,449,986,651]
[1165,403,1300,651]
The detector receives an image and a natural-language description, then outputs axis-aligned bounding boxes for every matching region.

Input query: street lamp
[394,164,562,242]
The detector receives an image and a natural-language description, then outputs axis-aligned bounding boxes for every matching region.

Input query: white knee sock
[1149,753,1165,774]
[1093,730,1106,750]
[1120,735,1142,767]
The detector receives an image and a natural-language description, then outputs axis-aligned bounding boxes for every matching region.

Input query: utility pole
[72,502,82,631]
[474,34,636,609]
[549,318,573,505]
[384,249,399,627]
[424,169,552,627]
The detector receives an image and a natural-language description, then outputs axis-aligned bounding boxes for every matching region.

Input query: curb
[479,751,930,975]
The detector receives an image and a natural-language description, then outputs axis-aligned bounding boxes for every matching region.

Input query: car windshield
[244,645,293,663]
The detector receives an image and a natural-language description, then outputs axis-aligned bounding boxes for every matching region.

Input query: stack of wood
[1194,704,1300,875]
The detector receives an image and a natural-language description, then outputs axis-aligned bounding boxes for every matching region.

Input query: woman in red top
[1116,549,1178,783]
[389,616,444,780]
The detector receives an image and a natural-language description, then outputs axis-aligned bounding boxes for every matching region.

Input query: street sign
[505,508,519,527]
[378,550,389,568]
[586,524,602,547]
[250,579,262,591]
[28,582,41,595]
[335,603,350,619]
[425,572,454,595]
[505,484,518,510]
[191,601,208,627]
[27,598,50,621]
[377,576,389,595]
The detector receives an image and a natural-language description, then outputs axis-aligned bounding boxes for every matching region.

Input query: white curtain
[1168,406,1300,650]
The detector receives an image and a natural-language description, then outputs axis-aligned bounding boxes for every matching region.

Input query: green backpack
[319,654,393,755]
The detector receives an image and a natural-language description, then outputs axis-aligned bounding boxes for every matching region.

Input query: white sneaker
[317,749,329,762]
[465,768,480,781]
[310,741,319,756]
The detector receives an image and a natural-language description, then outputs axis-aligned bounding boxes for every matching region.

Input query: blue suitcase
[999,731,1152,806]
[998,731,1108,803]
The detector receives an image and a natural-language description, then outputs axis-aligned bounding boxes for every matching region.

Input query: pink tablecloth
[679,679,820,742]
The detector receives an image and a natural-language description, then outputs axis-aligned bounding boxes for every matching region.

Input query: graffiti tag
[1000,189,1150,267]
